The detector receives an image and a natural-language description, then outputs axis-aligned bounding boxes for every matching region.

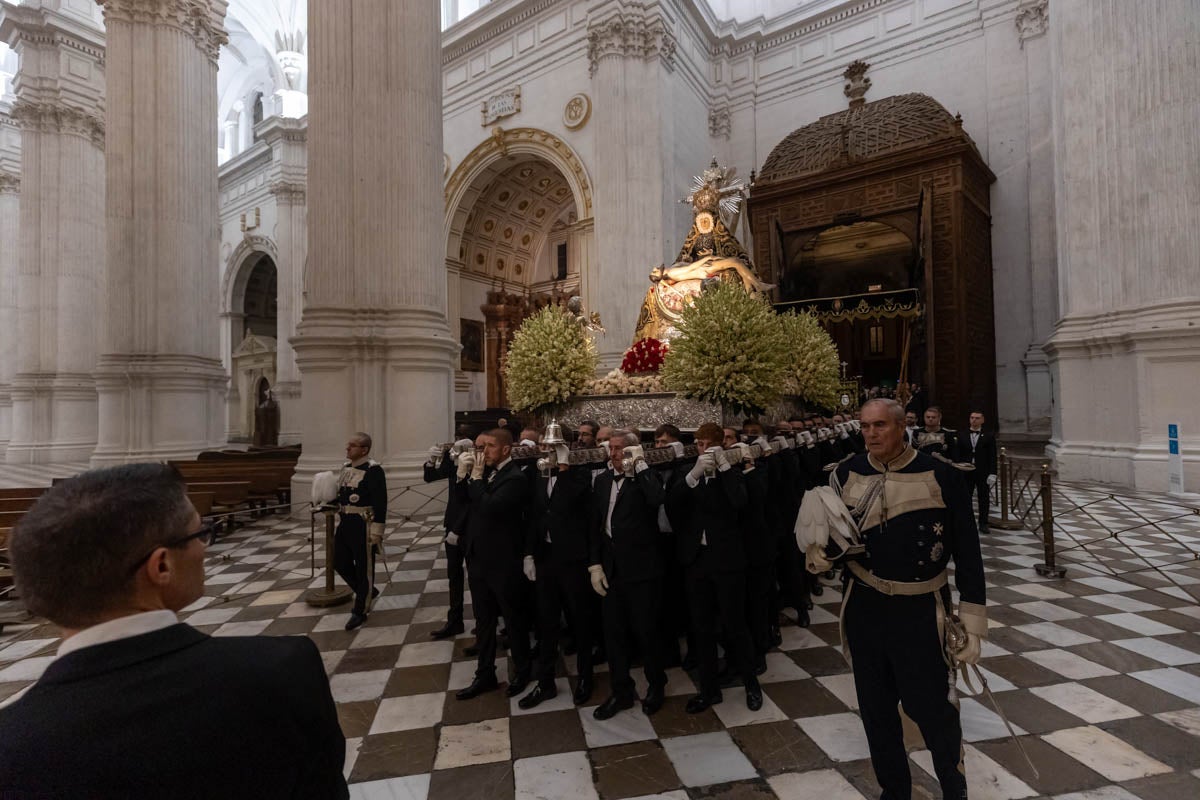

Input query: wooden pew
[0,497,40,514]
[187,491,215,518]
[0,487,46,500]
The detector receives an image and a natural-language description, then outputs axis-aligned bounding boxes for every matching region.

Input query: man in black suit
[424,430,474,640]
[457,428,534,700]
[518,444,596,709]
[589,430,669,720]
[669,423,763,714]
[725,426,774,674]
[652,423,690,668]
[959,410,998,532]
[0,464,347,799]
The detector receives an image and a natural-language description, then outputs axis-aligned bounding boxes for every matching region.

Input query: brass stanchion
[305,507,353,607]
[1035,464,1066,578]
[989,447,1023,530]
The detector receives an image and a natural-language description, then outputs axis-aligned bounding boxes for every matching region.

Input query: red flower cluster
[621,337,668,375]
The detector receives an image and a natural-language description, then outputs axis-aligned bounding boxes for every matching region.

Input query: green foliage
[778,310,841,409]
[504,306,598,414]
[660,281,791,415]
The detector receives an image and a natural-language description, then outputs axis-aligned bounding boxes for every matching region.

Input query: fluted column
[1,2,106,464]
[0,109,18,461]
[91,0,228,465]
[260,115,307,445]
[1045,0,1200,489]
[292,0,456,502]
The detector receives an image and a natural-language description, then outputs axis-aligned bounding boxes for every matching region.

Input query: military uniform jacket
[913,428,960,462]
[465,461,530,574]
[528,466,592,564]
[832,448,986,622]
[589,467,665,584]
[424,457,469,534]
[668,465,748,571]
[337,460,387,525]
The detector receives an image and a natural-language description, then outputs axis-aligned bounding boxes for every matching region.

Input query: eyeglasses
[128,521,215,575]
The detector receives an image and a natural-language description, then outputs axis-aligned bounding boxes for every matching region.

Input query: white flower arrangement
[778,310,841,410]
[504,306,598,413]
[583,369,665,395]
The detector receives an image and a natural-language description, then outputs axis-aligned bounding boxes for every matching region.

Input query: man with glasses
[0,463,348,798]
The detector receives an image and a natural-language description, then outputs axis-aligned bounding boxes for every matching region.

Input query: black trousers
[334,517,370,614]
[845,585,966,800]
[967,473,990,529]
[603,579,666,700]
[686,548,756,695]
[467,564,532,682]
[746,560,774,662]
[444,539,465,626]
[773,530,809,614]
[533,554,596,687]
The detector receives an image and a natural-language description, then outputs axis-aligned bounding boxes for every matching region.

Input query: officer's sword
[957,660,1040,780]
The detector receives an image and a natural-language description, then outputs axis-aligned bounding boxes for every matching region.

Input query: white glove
[839,425,850,440]
[772,435,792,451]
[428,445,443,463]
[687,453,712,483]
[470,455,485,481]
[445,532,460,547]
[955,632,982,665]
[456,450,474,480]
[800,431,815,447]
[554,444,570,464]
[752,436,771,455]
[523,555,537,582]
[588,564,608,597]
[730,442,753,464]
[987,474,997,488]
[806,543,833,574]
[667,441,685,459]
[624,444,645,464]
[849,420,861,432]
[708,445,729,470]
[368,522,385,546]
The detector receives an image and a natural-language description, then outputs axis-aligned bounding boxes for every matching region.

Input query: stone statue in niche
[253,387,280,447]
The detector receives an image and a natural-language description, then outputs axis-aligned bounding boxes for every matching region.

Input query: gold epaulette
[822,452,857,472]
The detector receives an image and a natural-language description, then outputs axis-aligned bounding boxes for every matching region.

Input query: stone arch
[222,234,279,315]
[443,127,594,263]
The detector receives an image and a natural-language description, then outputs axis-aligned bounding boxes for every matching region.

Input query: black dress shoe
[744,679,763,711]
[430,621,465,640]
[811,583,824,597]
[593,694,635,720]
[685,691,723,714]
[455,675,499,700]
[796,606,811,628]
[518,683,558,710]
[506,671,531,698]
[463,642,480,657]
[572,677,594,706]
[344,612,367,631]
[754,658,768,676]
[769,626,783,649]
[641,685,665,716]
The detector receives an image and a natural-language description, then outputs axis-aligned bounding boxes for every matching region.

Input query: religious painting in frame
[460,319,484,372]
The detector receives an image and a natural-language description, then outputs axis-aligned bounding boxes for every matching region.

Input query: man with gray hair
[0,464,348,798]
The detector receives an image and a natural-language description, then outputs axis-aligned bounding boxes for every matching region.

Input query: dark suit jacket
[669,466,748,571]
[589,467,665,584]
[0,624,346,800]
[529,466,592,564]
[958,429,997,476]
[741,462,774,567]
[465,461,530,575]
[424,455,469,534]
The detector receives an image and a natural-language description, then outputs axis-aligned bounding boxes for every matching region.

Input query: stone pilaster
[260,115,307,445]
[91,0,229,465]
[292,0,456,503]
[586,1,681,369]
[1045,0,1200,490]
[0,111,18,462]
[1,1,105,463]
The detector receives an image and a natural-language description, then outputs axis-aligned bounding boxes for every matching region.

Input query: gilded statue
[633,160,772,342]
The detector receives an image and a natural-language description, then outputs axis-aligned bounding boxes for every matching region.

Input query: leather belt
[340,505,374,519]
[846,561,947,596]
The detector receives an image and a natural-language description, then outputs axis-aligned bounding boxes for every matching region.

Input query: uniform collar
[867,445,917,473]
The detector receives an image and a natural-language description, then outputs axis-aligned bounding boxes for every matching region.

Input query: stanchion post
[1035,463,1066,578]
[990,446,1023,530]
[305,507,354,607]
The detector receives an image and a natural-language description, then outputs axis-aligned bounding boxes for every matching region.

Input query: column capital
[268,180,305,204]
[97,0,228,63]
[11,99,104,148]
[586,10,677,78]
[0,169,17,194]
[1015,0,1049,47]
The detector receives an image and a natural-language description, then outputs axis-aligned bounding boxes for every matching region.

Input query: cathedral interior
[1,1,1199,798]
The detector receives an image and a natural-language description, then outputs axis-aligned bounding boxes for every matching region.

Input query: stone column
[587,2,680,370]
[1,1,106,464]
[91,0,229,465]
[0,102,17,461]
[293,0,456,502]
[1046,0,1200,489]
[260,115,307,445]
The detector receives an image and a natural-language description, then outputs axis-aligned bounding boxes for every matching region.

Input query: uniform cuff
[635,460,649,474]
[685,473,700,489]
[958,601,988,638]
[717,462,731,472]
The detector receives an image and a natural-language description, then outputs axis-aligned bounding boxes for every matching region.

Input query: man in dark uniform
[589,430,669,720]
[725,427,773,674]
[669,423,763,714]
[959,410,997,533]
[807,398,986,800]
[335,432,387,631]
[913,405,960,461]
[456,429,534,700]
[424,430,474,640]
[518,441,596,709]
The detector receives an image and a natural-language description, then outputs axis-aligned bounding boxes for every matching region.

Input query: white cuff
[635,460,649,474]
[685,473,700,489]
[717,463,731,472]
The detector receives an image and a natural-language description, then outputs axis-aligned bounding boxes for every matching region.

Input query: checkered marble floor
[3,488,1200,800]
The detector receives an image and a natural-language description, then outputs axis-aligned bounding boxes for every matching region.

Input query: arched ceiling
[460,159,577,284]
